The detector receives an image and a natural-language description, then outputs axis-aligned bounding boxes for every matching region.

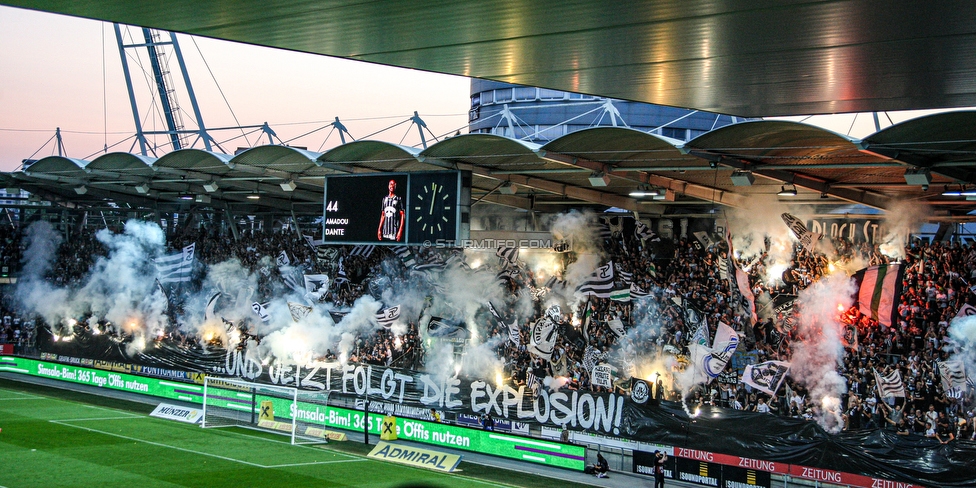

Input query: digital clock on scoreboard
[322,171,470,246]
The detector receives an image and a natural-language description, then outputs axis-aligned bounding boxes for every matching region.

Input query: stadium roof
[4,0,976,117]
[5,113,976,219]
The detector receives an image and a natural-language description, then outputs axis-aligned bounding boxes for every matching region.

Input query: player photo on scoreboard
[323,174,408,243]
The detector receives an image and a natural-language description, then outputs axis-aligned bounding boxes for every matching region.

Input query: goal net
[201,376,331,445]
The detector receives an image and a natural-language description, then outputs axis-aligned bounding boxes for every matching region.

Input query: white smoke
[19,221,62,278]
[879,200,930,259]
[789,271,855,433]
[947,315,976,380]
[726,195,836,284]
[16,220,171,350]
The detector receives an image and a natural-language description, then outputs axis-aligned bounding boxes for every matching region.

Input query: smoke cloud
[788,271,855,433]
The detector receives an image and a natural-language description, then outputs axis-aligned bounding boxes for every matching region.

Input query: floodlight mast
[114,24,215,156]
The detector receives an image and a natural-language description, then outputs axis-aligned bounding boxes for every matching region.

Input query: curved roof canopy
[6,114,976,218]
[4,0,976,117]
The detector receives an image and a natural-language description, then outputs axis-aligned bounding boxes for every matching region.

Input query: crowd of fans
[2,218,975,443]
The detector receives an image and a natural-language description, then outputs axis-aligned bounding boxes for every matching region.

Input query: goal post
[201,376,331,445]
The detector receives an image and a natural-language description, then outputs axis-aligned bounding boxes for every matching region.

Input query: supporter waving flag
[724,231,757,324]
[487,301,520,346]
[874,368,906,398]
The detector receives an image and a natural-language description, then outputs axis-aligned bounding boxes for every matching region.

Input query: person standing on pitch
[654,450,667,488]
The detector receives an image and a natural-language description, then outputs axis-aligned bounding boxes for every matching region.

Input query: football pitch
[0,378,594,488]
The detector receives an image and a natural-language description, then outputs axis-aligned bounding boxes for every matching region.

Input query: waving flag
[937,360,967,393]
[688,321,739,384]
[528,317,558,360]
[251,302,271,323]
[575,262,615,297]
[303,274,330,302]
[156,243,195,283]
[350,245,376,258]
[635,220,661,242]
[487,301,520,346]
[874,368,906,398]
[375,305,401,328]
[852,264,904,328]
[781,213,822,252]
[630,282,651,299]
[287,302,313,322]
[203,292,220,323]
[302,234,325,249]
[496,245,520,264]
[392,246,417,268]
[742,361,791,396]
[725,232,757,324]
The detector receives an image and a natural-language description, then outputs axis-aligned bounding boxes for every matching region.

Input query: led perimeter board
[322,171,470,246]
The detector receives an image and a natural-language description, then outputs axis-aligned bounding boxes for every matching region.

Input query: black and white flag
[156,243,195,284]
[333,257,349,288]
[528,317,558,360]
[601,216,624,237]
[315,246,339,267]
[496,267,521,282]
[607,317,626,338]
[303,274,330,302]
[574,262,615,297]
[742,360,791,396]
[426,316,470,341]
[287,301,313,322]
[375,305,401,328]
[487,301,520,346]
[204,292,220,324]
[496,245,520,264]
[635,220,661,242]
[392,246,417,269]
[693,231,717,250]
[630,282,651,298]
[614,263,633,284]
[276,250,291,268]
[251,302,271,323]
[955,303,976,319]
[582,345,608,373]
[937,360,967,393]
[874,368,906,398]
[544,276,569,294]
[281,269,304,294]
[302,234,325,250]
[329,310,348,325]
[350,245,376,258]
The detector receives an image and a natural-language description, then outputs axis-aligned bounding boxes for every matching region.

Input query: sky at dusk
[0,6,964,174]
[0,6,472,172]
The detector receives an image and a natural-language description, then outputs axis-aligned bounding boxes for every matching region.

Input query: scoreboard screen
[322,171,470,246]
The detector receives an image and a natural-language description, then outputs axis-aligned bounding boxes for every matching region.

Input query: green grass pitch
[0,378,595,488]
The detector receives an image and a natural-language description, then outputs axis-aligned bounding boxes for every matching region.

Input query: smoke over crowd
[10,191,973,438]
